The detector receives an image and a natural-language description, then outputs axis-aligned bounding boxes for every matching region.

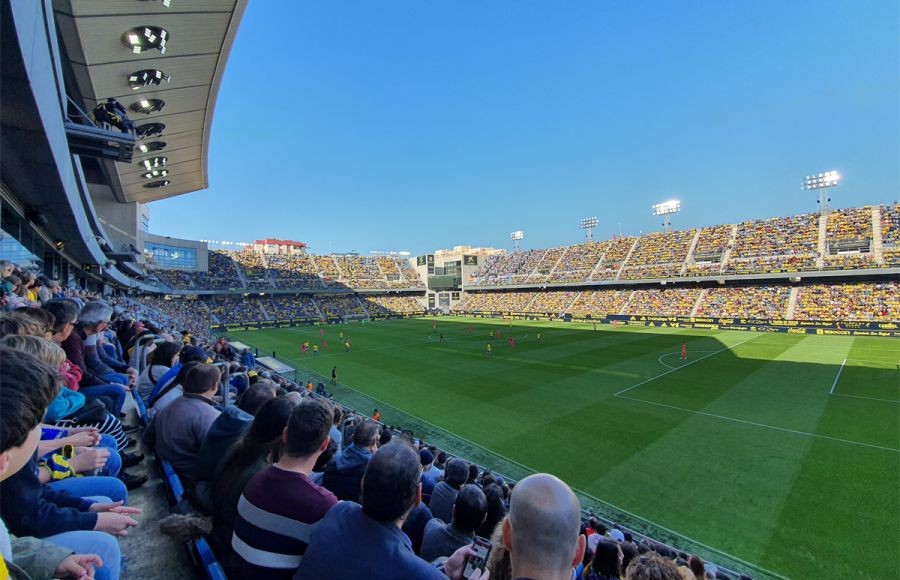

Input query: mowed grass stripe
[229,318,899,580]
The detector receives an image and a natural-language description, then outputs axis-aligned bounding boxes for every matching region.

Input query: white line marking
[833,393,900,404]
[616,394,899,453]
[830,359,847,394]
[615,336,759,397]
[843,357,900,366]
[658,351,722,370]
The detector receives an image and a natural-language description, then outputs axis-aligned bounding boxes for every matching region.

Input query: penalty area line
[829,358,847,394]
[615,395,900,453]
[615,336,759,397]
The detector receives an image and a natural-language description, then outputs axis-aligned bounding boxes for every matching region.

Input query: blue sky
[149,1,899,256]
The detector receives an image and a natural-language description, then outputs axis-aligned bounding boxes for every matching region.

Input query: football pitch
[230,316,899,580]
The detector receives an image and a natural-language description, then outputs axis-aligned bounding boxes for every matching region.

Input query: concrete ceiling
[53,0,247,203]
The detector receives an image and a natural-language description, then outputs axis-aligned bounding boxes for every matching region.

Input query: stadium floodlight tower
[578,216,599,241]
[802,170,840,215]
[652,200,681,232]
[510,230,525,252]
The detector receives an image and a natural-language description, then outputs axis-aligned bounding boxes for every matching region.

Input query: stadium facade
[1,0,246,294]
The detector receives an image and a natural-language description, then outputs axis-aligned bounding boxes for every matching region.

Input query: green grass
[230,316,899,580]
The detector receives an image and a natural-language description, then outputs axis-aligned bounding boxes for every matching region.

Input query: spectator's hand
[89,501,142,516]
[126,367,138,385]
[55,554,101,579]
[64,429,101,447]
[444,546,490,580]
[70,447,109,473]
[93,512,138,536]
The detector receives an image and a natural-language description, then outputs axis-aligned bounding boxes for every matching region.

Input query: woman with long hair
[583,539,624,580]
[476,483,507,539]
[209,397,295,559]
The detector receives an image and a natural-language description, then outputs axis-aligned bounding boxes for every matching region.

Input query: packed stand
[207,296,267,325]
[626,288,702,317]
[528,246,568,284]
[620,230,696,280]
[696,286,790,319]
[569,289,631,317]
[264,295,320,320]
[684,225,732,276]
[314,255,343,287]
[230,250,270,290]
[452,292,535,313]
[591,237,636,281]
[266,254,322,289]
[337,256,384,289]
[547,241,608,284]
[128,296,212,342]
[470,250,547,286]
[363,295,425,315]
[398,259,425,287]
[881,204,900,266]
[822,207,874,270]
[151,268,194,290]
[793,281,899,321]
[726,214,819,274]
[524,291,579,314]
[315,294,367,318]
[190,251,243,290]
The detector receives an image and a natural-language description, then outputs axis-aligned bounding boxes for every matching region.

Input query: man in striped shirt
[229,399,337,579]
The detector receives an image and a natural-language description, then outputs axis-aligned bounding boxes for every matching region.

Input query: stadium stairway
[689,289,707,316]
[872,205,885,264]
[785,287,800,319]
[232,260,249,290]
[614,238,639,281]
[680,229,702,275]
[816,213,829,268]
[117,395,195,579]
[546,246,570,279]
[719,225,739,273]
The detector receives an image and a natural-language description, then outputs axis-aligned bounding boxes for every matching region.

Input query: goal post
[343,313,370,325]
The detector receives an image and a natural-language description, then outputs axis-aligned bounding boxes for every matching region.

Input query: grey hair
[78,301,114,326]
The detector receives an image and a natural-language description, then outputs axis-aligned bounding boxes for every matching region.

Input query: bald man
[502,473,585,580]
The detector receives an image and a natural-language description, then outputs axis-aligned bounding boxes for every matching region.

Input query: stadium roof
[53,0,247,204]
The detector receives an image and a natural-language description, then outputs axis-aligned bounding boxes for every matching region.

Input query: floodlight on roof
[141,169,169,180]
[802,169,841,214]
[578,217,598,240]
[128,69,170,90]
[801,170,840,190]
[510,230,524,251]
[136,141,166,154]
[651,200,681,216]
[135,123,165,138]
[140,156,167,170]
[129,98,165,115]
[121,26,169,54]
[651,199,681,232]
[143,179,170,189]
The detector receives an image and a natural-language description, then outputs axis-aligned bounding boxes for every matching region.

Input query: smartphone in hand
[463,536,492,579]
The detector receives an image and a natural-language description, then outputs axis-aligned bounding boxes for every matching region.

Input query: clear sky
[149,0,899,256]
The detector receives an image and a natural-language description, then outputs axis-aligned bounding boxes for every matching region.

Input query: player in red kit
[681,342,687,360]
